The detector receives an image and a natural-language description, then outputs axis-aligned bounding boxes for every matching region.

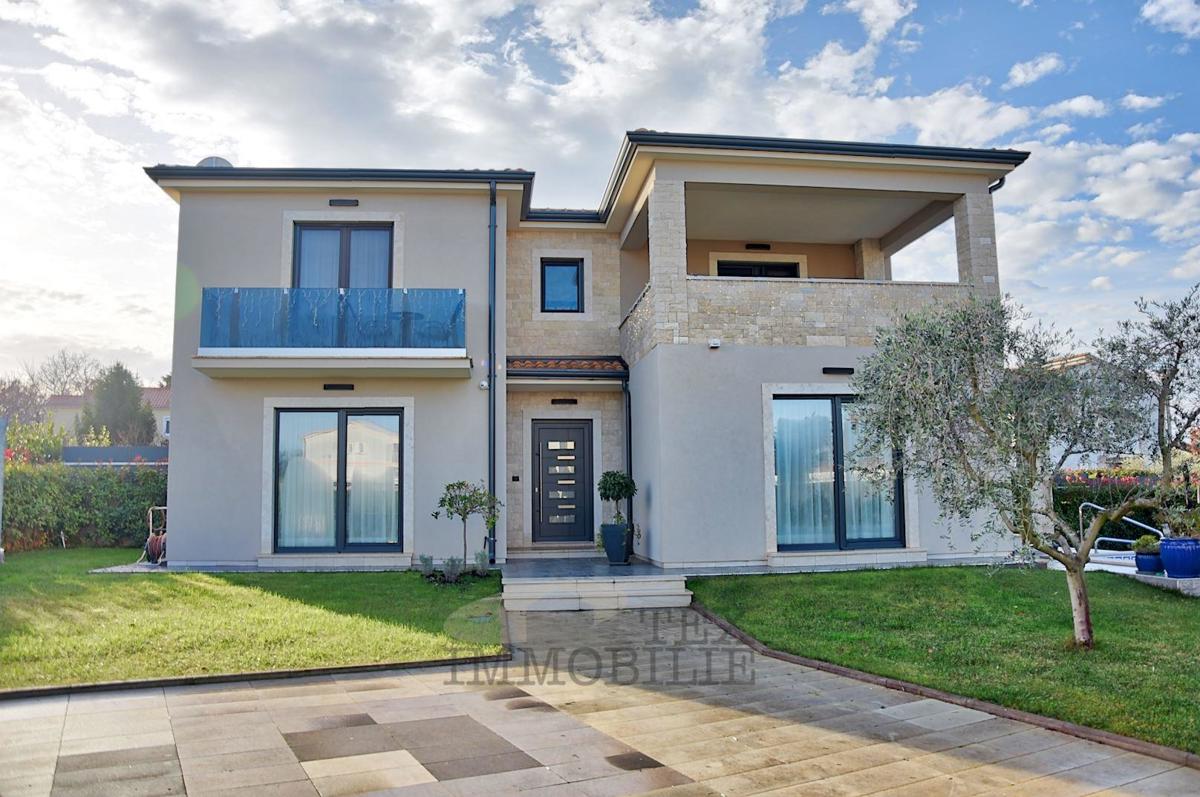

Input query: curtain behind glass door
[277,411,338,548]
[295,228,340,287]
[841,407,896,541]
[773,399,836,546]
[345,413,401,545]
[348,229,391,288]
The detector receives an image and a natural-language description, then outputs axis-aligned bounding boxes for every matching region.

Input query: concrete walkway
[1,608,1196,796]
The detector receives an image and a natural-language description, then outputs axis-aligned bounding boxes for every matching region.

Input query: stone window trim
[759,382,922,560]
[706,251,808,277]
[280,210,406,288]
[532,248,594,322]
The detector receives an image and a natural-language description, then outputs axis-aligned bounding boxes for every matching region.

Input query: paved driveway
[1,608,1197,796]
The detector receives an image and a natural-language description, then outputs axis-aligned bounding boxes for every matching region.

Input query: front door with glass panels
[773,396,903,550]
[531,419,593,543]
[275,409,403,552]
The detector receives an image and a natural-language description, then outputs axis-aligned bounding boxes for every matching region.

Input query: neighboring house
[46,386,171,444]
[1045,353,1145,472]
[145,130,1028,570]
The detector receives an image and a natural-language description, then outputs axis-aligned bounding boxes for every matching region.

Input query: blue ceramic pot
[601,524,630,565]
[1160,538,1200,579]
[1134,552,1162,575]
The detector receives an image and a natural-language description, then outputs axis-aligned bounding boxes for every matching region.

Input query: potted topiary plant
[597,470,637,565]
[1131,534,1162,575]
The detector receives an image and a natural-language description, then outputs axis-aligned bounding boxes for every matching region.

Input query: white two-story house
[146,131,1027,571]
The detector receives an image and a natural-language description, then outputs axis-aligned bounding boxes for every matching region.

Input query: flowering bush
[4,420,67,464]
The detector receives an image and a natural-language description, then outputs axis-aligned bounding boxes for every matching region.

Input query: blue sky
[0,0,1197,380]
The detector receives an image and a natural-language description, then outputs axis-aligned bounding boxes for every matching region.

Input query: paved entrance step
[502,572,691,612]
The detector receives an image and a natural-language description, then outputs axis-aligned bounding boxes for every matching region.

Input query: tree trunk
[1064,566,1094,649]
[1159,393,1174,483]
[462,520,468,563]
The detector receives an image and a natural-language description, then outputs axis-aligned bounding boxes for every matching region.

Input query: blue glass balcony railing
[199,288,466,350]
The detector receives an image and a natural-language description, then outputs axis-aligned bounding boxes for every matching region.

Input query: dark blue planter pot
[1134,553,1163,575]
[601,524,629,565]
[1160,538,1200,579]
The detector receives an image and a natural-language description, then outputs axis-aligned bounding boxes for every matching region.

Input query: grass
[690,567,1200,754]
[0,548,503,690]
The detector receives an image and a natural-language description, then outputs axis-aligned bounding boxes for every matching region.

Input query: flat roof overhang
[145,131,1029,233]
[192,349,472,378]
[144,166,535,228]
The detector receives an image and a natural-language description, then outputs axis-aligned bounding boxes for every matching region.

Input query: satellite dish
[195,156,233,168]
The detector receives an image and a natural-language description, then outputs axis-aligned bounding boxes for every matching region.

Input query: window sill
[767,548,927,568]
[257,552,413,571]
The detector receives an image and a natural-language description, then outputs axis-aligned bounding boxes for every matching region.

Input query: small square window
[541,259,583,313]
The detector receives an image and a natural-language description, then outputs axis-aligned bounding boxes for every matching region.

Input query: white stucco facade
[150,131,1026,570]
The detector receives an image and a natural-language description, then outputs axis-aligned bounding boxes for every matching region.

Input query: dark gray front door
[532,419,593,543]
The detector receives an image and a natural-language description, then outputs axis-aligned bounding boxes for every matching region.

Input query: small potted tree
[432,480,502,580]
[1131,534,1162,575]
[597,471,637,565]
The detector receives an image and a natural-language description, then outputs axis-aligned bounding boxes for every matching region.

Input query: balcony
[193,288,470,378]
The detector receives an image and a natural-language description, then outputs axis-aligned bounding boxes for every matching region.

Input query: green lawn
[0,548,503,690]
[690,567,1200,753]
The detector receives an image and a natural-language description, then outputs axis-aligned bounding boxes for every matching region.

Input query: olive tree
[850,296,1153,648]
[1094,282,1200,484]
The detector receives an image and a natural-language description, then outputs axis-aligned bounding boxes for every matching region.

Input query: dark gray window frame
[273,407,404,554]
[292,222,394,289]
[540,258,585,313]
[717,260,800,278]
[773,394,905,552]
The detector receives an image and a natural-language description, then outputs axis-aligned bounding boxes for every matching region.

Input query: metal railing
[1078,501,1162,551]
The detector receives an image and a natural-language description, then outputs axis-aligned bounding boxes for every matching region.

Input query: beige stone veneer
[506,228,622,356]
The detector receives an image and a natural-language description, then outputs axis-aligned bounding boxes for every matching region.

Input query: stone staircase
[501,558,692,611]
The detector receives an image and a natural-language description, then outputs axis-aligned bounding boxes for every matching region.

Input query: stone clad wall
[618,284,662,366]
[506,228,622,356]
[685,277,973,348]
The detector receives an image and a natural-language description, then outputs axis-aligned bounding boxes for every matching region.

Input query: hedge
[1,463,167,551]
[1053,484,1161,546]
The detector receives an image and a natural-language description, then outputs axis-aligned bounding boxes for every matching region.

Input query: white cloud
[1121,92,1169,111]
[1003,52,1065,89]
[1171,245,1200,278]
[1077,216,1133,244]
[819,0,917,42]
[1097,246,1144,267]
[1128,119,1165,138]
[1090,275,1113,290]
[1038,123,1073,142]
[1041,95,1109,118]
[1141,0,1200,39]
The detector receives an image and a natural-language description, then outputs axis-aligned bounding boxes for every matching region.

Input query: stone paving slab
[1,607,1198,796]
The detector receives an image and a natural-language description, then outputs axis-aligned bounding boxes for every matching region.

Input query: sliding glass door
[275,409,403,552]
[773,396,902,550]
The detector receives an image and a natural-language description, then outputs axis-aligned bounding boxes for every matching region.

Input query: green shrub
[1132,534,1161,554]
[1053,484,1160,545]
[1,463,167,551]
